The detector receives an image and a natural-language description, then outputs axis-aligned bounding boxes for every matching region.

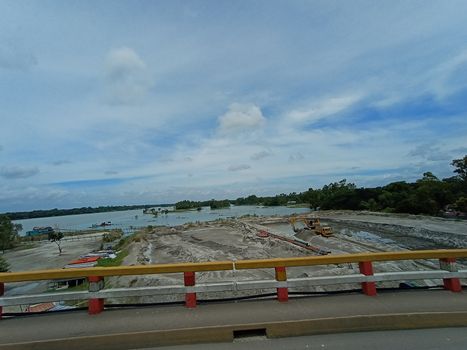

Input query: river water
[14,205,311,236]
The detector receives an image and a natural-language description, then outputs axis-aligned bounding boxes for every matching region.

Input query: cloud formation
[228,164,251,172]
[284,94,362,126]
[1,2,467,211]
[0,166,39,179]
[52,160,71,166]
[251,150,271,160]
[218,103,266,135]
[288,153,305,162]
[104,47,152,105]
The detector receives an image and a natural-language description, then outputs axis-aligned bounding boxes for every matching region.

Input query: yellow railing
[235,249,467,269]
[1,249,466,316]
[1,249,466,283]
[0,261,233,283]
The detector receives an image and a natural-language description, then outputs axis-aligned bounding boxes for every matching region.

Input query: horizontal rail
[0,261,234,283]
[1,249,467,283]
[2,270,466,307]
[1,250,467,284]
[234,250,467,269]
[1,249,466,318]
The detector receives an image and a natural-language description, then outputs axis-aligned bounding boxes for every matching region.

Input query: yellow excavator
[289,216,333,237]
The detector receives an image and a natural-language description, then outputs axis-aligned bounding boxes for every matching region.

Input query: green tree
[0,215,21,253]
[452,155,467,181]
[454,197,467,212]
[48,230,64,255]
[320,179,358,210]
[0,255,9,272]
[209,199,230,209]
[361,198,379,211]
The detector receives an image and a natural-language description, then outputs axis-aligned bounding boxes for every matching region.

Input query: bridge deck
[0,289,466,349]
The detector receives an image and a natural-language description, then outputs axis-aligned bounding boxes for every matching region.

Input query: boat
[25,226,54,236]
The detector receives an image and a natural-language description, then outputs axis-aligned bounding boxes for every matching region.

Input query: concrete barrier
[1,311,467,350]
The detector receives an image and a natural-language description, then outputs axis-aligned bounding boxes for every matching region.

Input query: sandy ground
[108,221,319,302]
[2,212,466,305]
[106,213,464,303]
[2,233,104,296]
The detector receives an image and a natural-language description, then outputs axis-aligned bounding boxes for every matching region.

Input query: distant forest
[4,156,467,220]
[178,156,467,216]
[4,204,171,221]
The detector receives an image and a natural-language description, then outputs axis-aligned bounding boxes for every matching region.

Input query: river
[14,205,311,235]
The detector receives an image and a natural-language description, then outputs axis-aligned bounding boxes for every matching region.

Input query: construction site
[104,211,467,303]
[3,210,466,308]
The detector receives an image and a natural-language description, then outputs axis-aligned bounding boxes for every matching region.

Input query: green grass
[96,249,129,267]
[286,203,311,208]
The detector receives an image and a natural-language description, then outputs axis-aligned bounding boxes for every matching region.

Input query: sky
[1,0,467,212]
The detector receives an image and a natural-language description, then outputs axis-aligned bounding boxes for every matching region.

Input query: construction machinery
[314,225,333,237]
[289,216,333,237]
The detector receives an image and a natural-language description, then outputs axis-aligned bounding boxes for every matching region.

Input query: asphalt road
[143,327,467,350]
[1,290,467,349]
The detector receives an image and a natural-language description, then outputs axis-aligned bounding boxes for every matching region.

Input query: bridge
[1,249,467,349]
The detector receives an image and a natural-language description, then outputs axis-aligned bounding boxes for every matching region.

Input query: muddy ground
[317,211,467,249]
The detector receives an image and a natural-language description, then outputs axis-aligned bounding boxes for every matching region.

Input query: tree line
[175,199,231,210]
[3,156,467,221]
[174,156,467,216]
[3,203,172,221]
[1,156,465,271]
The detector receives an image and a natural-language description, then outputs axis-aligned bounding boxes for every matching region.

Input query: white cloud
[218,103,266,135]
[104,47,152,105]
[0,184,69,211]
[2,2,467,210]
[408,144,447,162]
[284,94,362,125]
[428,49,467,98]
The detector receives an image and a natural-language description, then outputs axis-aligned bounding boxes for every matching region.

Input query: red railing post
[184,271,196,308]
[88,276,104,315]
[440,258,462,292]
[275,266,288,302]
[359,261,377,296]
[0,282,4,320]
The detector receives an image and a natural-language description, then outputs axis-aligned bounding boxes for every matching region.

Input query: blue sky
[1,0,467,211]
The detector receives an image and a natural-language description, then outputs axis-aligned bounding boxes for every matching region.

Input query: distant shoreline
[4,204,173,221]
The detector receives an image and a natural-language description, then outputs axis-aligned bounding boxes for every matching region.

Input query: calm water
[14,205,311,236]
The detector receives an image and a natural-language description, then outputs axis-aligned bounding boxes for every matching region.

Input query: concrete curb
[2,311,467,350]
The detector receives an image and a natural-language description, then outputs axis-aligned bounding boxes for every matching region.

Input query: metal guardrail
[1,249,466,317]
[0,261,234,283]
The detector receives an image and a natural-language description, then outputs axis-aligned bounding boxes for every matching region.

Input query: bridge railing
[1,249,466,317]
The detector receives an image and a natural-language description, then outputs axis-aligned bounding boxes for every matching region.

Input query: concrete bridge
[1,249,467,349]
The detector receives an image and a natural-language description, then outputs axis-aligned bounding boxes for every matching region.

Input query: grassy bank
[96,249,129,267]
